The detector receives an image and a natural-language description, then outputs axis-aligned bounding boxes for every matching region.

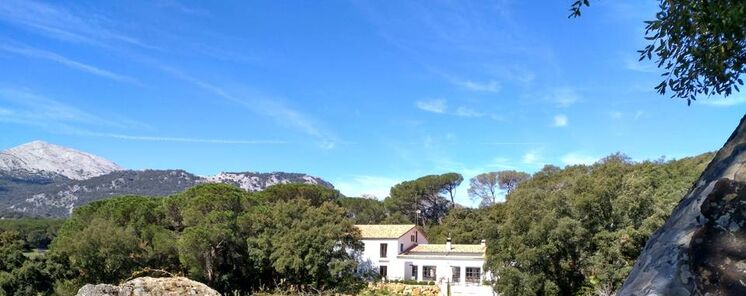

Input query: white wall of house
[359,239,395,271]
[398,227,428,253]
[358,227,428,280]
[398,255,488,285]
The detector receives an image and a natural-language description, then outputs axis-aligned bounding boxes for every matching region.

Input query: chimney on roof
[481,239,486,248]
[446,235,452,251]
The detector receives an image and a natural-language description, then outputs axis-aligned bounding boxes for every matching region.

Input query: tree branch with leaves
[571,0,746,105]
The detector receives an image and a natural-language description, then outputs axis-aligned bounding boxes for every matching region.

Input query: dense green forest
[0,219,62,250]
[0,152,712,295]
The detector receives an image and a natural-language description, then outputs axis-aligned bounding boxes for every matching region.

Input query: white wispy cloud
[487,157,515,169]
[0,44,142,85]
[507,67,536,85]
[74,131,285,145]
[155,0,211,17]
[0,88,279,145]
[553,114,568,127]
[548,88,580,107]
[699,95,746,107]
[623,55,657,73]
[454,80,501,93]
[162,67,337,149]
[522,149,542,165]
[454,106,484,117]
[609,110,645,120]
[482,141,544,146]
[416,99,447,113]
[416,100,498,119]
[0,88,124,127]
[357,0,557,101]
[0,0,259,65]
[0,106,13,116]
[561,152,599,166]
[0,0,156,49]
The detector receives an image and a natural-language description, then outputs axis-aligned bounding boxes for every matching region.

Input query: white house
[355,224,494,295]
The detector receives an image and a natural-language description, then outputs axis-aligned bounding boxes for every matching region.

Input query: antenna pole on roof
[415,209,421,227]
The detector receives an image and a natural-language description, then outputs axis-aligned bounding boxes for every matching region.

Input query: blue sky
[0,0,743,206]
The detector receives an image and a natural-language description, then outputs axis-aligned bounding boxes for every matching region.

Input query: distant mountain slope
[206,172,334,191]
[0,141,122,180]
[0,141,334,218]
[3,170,200,217]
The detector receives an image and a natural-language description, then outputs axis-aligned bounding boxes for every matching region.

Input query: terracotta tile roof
[403,244,485,255]
[355,224,417,239]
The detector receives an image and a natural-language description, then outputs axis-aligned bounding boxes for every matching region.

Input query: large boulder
[619,115,746,296]
[76,277,221,296]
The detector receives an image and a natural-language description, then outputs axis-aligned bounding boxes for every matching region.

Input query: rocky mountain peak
[0,140,122,180]
[205,171,334,191]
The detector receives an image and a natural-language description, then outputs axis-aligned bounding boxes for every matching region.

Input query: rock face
[205,171,334,191]
[76,277,221,296]
[619,115,746,296]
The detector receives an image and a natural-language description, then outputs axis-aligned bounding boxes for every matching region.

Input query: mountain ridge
[0,141,334,218]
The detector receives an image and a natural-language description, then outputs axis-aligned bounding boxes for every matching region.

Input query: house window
[400,243,404,252]
[411,234,415,242]
[379,266,388,278]
[415,232,418,242]
[466,267,481,283]
[451,266,461,283]
[411,265,418,280]
[423,266,436,281]
[380,243,388,258]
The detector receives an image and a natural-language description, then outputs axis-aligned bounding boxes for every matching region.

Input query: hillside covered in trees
[0,152,713,295]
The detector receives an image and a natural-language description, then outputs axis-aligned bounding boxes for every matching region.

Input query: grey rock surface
[619,115,746,296]
[77,283,120,296]
[76,277,221,296]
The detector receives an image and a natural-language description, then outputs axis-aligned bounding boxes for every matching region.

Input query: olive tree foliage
[570,0,746,104]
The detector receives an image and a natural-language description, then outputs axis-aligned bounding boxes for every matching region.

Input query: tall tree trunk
[205,250,214,284]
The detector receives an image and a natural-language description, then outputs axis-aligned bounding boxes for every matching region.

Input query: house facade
[355,224,494,295]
